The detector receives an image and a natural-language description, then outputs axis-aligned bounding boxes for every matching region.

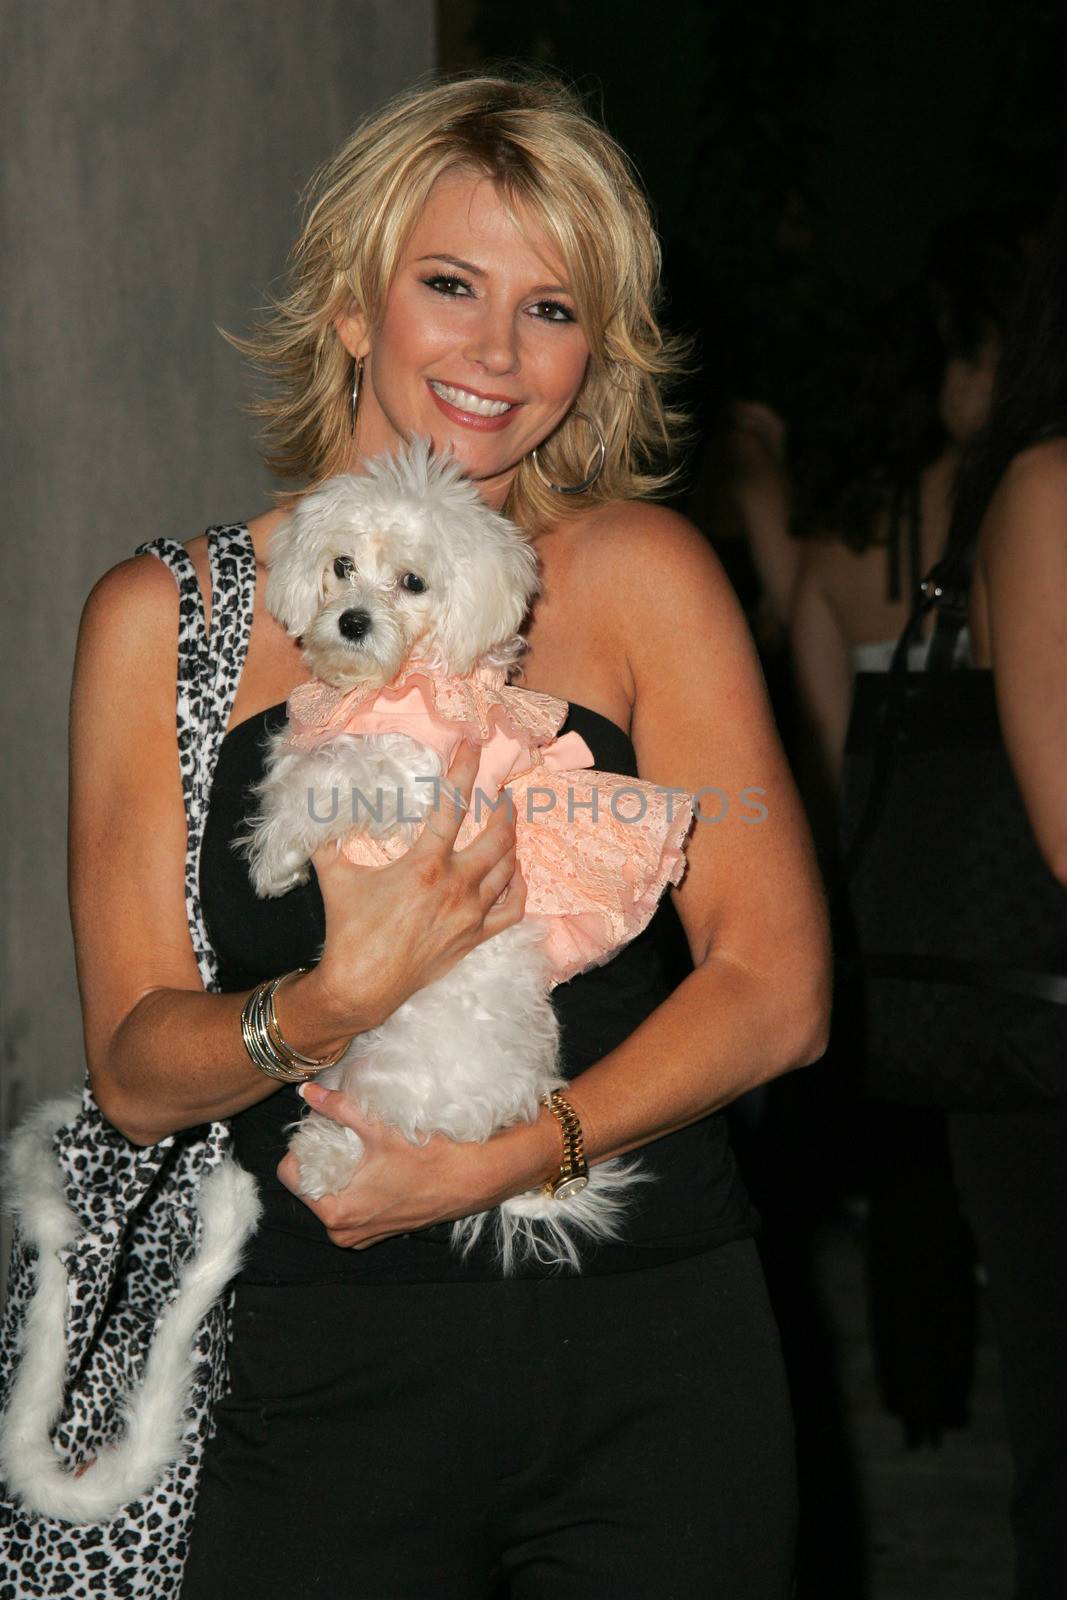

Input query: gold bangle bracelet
[240,969,350,1083]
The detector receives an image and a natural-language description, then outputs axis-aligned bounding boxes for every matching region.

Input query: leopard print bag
[0,527,261,1598]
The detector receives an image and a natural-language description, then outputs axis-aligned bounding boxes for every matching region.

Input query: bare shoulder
[77,525,230,657]
[575,496,715,555]
[987,437,1067,529]
[79,550,182,654]
[569,498,739,616]
[69,558,180,771]
[74,532,214,725]
[978,438,1067,580]
[1003,434,1067,490]
[566,501,769,721]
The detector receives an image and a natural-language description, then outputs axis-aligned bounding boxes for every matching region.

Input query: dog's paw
[249,851,311,899]
[297,1146,361,1200]
[292,1121,365,1199]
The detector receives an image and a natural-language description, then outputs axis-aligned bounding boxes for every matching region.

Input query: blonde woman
[71,75,829,1597]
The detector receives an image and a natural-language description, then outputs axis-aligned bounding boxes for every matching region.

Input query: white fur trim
[452,1155,653,1275]
[0,1097,260,1522]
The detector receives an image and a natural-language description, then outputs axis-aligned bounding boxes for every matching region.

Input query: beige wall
[0,3,434,1170]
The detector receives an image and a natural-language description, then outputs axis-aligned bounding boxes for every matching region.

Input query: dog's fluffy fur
[243,439,644,1272]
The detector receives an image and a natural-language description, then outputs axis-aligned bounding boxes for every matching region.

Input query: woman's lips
[426,380,521,433]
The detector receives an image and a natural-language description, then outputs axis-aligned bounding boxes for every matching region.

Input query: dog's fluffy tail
[450,1156,652,1275]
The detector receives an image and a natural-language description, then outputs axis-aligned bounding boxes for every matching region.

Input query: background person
[945,192,1067,1600]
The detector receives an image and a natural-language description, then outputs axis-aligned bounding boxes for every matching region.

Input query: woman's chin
[447,450,522,500]
[417,426,523,487]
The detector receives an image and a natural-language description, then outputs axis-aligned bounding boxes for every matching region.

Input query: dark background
[440,0,1067,454]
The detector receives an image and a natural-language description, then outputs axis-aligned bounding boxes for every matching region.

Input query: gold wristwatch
[542,1090,589,1200]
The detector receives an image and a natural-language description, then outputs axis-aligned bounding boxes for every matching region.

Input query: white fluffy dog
[243,439,645,1272]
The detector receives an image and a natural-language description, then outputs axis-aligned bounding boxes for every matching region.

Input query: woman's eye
[530,299,576,324]
[333,556,354,579]
[422,274,473,298]
[401,573,427,594]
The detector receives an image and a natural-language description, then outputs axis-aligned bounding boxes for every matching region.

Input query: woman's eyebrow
[416,252,572,296]
[418,252,485,276]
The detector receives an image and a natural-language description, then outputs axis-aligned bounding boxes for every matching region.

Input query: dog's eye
[332,556,354,580]
[401,573,427,594]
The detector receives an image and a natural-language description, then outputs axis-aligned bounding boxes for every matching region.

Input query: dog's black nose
[338,607,372,641]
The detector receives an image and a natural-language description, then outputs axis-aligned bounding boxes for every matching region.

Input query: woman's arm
[70,555,525,1147]
[294,505,832,1248]
[788,548,855,792]
[558,504,831,1159]
[726,402,801,629]
[974,440,1067,885]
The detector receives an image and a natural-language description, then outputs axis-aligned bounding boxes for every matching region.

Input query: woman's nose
[463,306,519,374]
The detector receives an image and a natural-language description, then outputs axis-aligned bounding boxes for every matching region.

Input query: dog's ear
[430,517,541,674]
[264,483,356,636]
[264,519,322,636]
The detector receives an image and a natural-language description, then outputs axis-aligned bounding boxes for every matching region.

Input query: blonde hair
[232,71,692,534]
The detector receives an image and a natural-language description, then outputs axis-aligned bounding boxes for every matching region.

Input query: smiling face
[336,168,591,509]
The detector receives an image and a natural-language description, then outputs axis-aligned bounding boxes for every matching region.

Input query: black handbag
[837,533,1067,1111]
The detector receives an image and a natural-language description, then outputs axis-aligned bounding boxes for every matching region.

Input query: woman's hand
[276,1081,558,1249]
[283,740,527,1050]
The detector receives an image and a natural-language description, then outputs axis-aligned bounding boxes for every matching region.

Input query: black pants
[949,1109,1067,1600]
[867,1106,976,1443]
[181,1240,797,1599]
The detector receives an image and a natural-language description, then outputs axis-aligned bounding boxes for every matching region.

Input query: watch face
[553,1174,589,1201]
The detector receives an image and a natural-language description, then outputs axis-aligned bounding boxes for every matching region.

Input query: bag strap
[841,525,979,881]
[885,479,922,605]
[922,532,978,673]
[134,525,256,990]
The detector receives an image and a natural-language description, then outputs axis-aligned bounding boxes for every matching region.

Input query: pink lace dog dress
[285,663,694,985]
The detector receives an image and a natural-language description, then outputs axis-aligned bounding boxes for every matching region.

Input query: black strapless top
[200,700,759,1282]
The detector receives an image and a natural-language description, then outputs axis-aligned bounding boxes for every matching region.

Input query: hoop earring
[349,356,364,437]
[530,411,606,495]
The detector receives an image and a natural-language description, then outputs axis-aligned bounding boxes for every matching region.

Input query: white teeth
[429,381,514,417]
